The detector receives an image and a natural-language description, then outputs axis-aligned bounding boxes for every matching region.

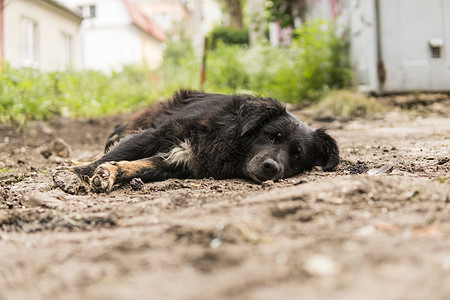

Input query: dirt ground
[0,94,449,300]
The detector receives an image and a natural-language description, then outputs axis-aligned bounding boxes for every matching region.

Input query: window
[90,5,96,18]
[431,47,442,59]
[60,33,72,69]
[21,18,39,68]
[429,38,443,59]
[80,5,96,18]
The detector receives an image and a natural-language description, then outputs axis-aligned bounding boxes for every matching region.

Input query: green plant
[0,65,161,126]
[0,21,354,126]
[0,167,14,174]
[159,37,201,92]
[204,20,352,103]
[289,20,352,102]
[209,26,249,49]
[205,44,250,91]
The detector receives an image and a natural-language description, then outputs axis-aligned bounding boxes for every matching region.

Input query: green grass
[0,20,353,126]
[0,65,173,127]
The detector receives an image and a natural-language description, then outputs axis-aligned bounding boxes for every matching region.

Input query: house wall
[307,0,450,93]
[4,0,82,71]
[347,0,379,92]
[140,31,163,69]
[378,0,450,92]
[71,0,164,72]
[82,26,141,71]
[134,0,193,35]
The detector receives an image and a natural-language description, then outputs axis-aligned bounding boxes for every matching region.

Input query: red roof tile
[123,0,167,42]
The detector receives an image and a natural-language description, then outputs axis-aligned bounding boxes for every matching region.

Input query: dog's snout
[262,159,280,178]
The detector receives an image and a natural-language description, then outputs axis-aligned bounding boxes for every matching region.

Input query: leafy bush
[205,20,352,103]
[1,67,59,125]
[0,65,160,126]
[204,44,250,91]
[209,26,249,49]
[292,20,352,101]
[159,37,201,92]
[0,20,353,126]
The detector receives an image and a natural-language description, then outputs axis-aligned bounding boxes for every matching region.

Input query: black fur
[67,90,339,192]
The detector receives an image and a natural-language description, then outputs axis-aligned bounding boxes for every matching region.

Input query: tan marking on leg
[115,160,154,178]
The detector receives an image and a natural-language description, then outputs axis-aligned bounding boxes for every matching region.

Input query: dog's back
[105,90,229,151]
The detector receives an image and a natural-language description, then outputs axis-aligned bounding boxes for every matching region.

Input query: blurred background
[0,0,449,125]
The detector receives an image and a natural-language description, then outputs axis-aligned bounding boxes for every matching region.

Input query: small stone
[438,157,449,165]
[262,180,274,188]
[304,255,340,277]
[41,138,71,159]
[50,138,71,158]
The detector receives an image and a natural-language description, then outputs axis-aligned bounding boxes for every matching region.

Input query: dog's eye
[291,147,302,160]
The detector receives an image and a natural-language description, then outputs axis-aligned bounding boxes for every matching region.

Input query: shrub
[0,65,158,126]
[204,20,352,103]
[290,20,353,102]
[0,37,201,126]
[204,44,250,91]
[0,20,353,126]
[209,26,249,49]
[159,37,201,92]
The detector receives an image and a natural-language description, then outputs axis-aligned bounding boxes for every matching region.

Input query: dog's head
[239,100,339,183]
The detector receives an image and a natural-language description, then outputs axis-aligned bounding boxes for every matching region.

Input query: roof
[43,0,83,20]
[123,0,167,42]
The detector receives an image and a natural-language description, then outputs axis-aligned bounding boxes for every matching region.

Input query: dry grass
[307,90,386,120]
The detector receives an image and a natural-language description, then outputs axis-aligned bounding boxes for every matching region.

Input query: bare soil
[0,95,449,300]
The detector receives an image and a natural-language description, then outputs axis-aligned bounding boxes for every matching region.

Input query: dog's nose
[262,159,280,178]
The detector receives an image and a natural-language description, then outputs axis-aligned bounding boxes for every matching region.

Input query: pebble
[304,254,341,277]
[261,180,274,188]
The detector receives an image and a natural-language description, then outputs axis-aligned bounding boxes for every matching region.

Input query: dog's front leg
[90,156,190,193]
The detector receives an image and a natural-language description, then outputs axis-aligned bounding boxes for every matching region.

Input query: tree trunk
[225,0,244,29]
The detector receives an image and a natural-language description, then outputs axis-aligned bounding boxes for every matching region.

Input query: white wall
[347,0,379,92]
[82,26,142,72]
[4,0,82,71]
[309,0,450,93]
[379,0,450,92]
[68,0,163,72]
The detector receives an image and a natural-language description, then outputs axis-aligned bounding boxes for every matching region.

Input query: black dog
[54,90,339,193]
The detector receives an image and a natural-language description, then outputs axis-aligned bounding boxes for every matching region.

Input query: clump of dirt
[0,95,449,299]
[0,209,117,233]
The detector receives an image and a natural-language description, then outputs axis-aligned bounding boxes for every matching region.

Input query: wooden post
[200,36,208,90]
[0,0,4,74]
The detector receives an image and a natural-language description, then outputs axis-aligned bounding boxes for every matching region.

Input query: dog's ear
[240,99,284,137]
[312,128,339,171]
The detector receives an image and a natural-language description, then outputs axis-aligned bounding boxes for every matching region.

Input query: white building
[131,0,222,54]
[63,0,167,72]
[307,0,450,94]
[1,0,83,71]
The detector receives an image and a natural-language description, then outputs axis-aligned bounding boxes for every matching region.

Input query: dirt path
[0,96,449,299]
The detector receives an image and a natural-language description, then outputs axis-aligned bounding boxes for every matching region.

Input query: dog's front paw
[90,163,118,193]
[52,167,83,195]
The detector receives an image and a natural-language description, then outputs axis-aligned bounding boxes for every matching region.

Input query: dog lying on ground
[53,90,339,193]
